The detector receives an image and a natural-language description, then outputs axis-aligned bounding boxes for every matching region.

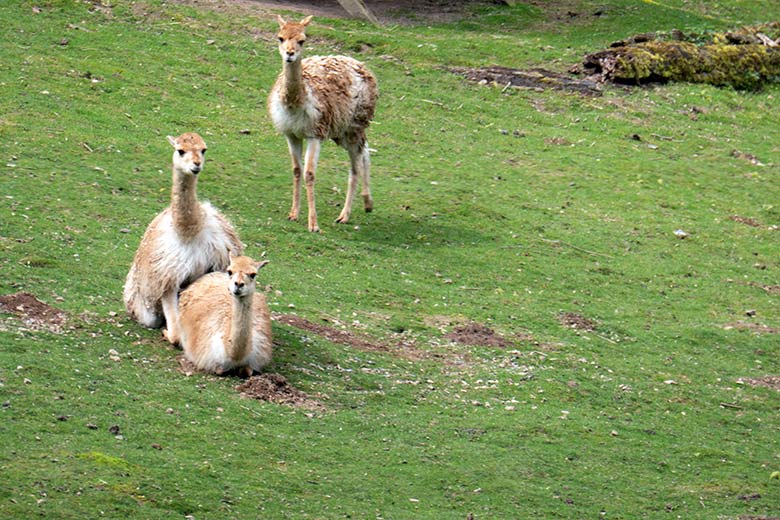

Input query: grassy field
[1,0,779,518]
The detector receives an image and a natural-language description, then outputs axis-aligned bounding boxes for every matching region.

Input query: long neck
[170,168,203,238]
[227,294,253,362]
[280,59,306,106]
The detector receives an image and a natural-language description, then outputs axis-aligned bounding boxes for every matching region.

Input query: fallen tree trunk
[576,23,780,89]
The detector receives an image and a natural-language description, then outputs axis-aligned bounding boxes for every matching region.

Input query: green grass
[2,0,780,518]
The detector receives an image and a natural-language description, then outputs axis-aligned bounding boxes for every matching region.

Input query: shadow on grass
[342,211,490,248]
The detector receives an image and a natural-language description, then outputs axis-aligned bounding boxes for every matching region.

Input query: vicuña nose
[236,281,244,288]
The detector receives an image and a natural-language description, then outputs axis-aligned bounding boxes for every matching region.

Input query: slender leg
[337,142,361,224]
[360,143,373,213]
[303,138,321,232]
[286,135,304,221]
[161,289,180,346]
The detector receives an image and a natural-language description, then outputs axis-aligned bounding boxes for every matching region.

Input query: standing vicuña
[178,253,272,377]
[123,132,243,344]
[268,15,378,232]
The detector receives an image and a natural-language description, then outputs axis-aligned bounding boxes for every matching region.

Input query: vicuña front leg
[286,136,303,222]
[303,139,321,232]
[161,289,181,346]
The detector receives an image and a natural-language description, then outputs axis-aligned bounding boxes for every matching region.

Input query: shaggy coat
[268,55,377,143]
[178,254,272,376]
[123,133,243,343]
[267,15,378,232]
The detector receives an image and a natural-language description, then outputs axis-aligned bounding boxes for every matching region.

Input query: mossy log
[579,23,780,89]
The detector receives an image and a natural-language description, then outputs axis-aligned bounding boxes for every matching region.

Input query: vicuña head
[227,254,268,298]
[268,15,378,232]
[168,132,207,175]
[276,14,311,64]
[178,251,272,377]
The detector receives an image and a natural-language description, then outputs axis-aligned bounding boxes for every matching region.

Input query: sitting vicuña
[123,132,243,345]
[178,252,272,377]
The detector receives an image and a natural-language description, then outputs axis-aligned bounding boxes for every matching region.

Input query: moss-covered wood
[578,23,780,89]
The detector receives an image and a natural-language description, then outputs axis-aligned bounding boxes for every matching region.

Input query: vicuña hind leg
[337,142,371,223]
[360,144,373,213]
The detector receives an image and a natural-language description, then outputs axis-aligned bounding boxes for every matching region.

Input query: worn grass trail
[1,1,779,518]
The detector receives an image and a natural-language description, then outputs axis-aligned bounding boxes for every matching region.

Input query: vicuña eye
[227,270,233,276]
[298,39,305,45]
[278,37,284,43]
[201,149,207,154]
[177,150,185,156]
[249,273,256,280]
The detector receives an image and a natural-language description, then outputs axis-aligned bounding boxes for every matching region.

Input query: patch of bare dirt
[236,373,324,410]
[273,313,429,360]
[444,322,515,348]
[747,282,780,295]
[171,0,502,25]
[452,66,603,96]
[0,292,67,333]
[729,215,762,227]
[737,376,780,391]
[558,312,597,332]
[731,149,765,166]
[724,321,780,334]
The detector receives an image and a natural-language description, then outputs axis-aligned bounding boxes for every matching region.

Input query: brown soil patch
[452,66,603,96]
[724,321,780,334]
[731,150,765,166]
[558,312,597,332]
[172,0,499,25]
[236,373,324,410]
[729,215,762,227]
[737,376,780,391]
[0,292,67,333]
[747,282,780,295]
[444,322,515,348]
[273,313,428,360]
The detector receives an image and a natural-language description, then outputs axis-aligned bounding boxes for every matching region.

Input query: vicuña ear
[301,15,313,26]
[276,14,287,28]
[256,260,270,270]
[167,135,178,148]
[227,248,236,262]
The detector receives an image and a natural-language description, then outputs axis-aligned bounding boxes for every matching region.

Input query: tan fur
[123,133,244,344]
[178,254,272,377]
[268,15,378,232]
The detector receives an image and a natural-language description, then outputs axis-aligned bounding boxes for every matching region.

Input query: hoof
[287,214,299,221]
[162,328,179,347]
